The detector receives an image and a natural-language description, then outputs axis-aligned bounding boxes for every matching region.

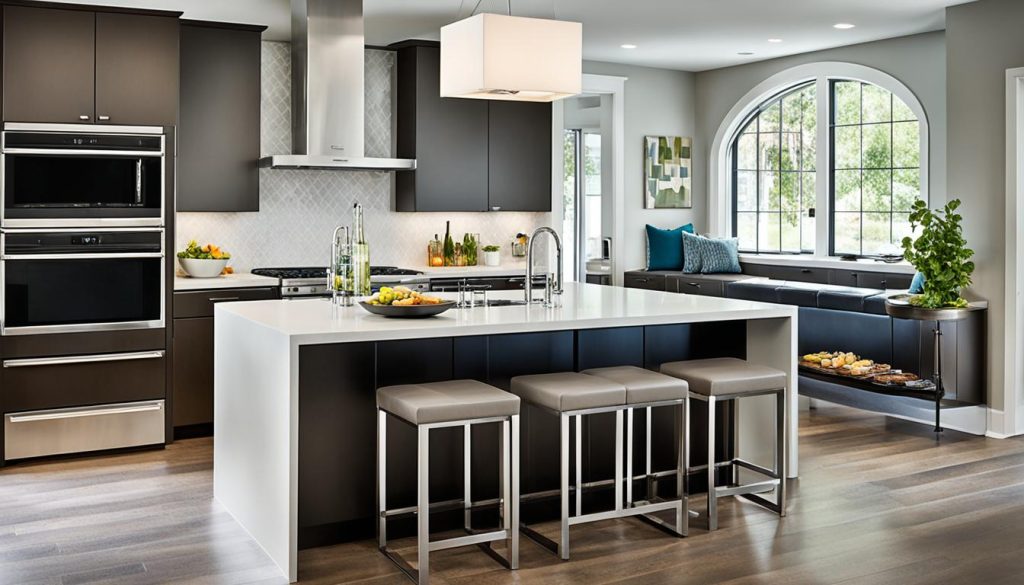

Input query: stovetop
[251,266,423,281]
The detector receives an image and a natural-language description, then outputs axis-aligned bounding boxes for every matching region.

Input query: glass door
[562,128,606,284]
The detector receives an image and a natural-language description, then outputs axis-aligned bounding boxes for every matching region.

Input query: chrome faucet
[525,227,563,305]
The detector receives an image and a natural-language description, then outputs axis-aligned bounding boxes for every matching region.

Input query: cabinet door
[395,46,489,211]
[178,23,262,211]
[488,101,553,212]
[2,6,96,123]
[95,12,179,126]
[172,317,213,428]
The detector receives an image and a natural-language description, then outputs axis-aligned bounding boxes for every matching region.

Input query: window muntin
[732,82,816,253]
[830,80,920,256]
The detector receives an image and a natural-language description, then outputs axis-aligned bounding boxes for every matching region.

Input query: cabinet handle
[687,282,700,287]
[9,401,162,423]
[880,279,887,288]
[330,145,345,151]
[801,269,812,273]
[98,115,110,121]
[3,350,164,368]
[490,206,502,211]
[79,114,90,121]
[209,296,241,303]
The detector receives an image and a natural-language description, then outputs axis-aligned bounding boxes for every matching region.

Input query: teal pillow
[909,272,925,293]
[645,224,695,271]
[682,233,741,274]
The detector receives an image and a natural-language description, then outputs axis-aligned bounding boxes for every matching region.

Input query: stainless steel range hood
[259,0,415,171]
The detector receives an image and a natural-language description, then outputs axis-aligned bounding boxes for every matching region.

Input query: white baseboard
[986,408,1024,438]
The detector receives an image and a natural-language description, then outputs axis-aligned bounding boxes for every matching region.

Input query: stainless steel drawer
[4,399,165,461]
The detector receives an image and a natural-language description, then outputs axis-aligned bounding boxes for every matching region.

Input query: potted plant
[482,244,501,267]
[899,199,975,309]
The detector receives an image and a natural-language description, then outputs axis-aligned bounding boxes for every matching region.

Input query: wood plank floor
[2,403,1024,584]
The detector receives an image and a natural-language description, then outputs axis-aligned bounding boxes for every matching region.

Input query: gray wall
[583,60,697,271]
[693,31,948,231]
[946,0,1024,411]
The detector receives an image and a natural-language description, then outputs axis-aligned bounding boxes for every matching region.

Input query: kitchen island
[213,283,798,581]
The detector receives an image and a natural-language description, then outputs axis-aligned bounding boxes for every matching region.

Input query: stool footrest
[733,459,779,478]
[715,479,780,498]
[429,529,509,552]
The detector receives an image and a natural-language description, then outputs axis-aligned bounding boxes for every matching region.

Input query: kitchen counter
[418,264,528,278]
[173,272,279,291]
[213,283,798,581]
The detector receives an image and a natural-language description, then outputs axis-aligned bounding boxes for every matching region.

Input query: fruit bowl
[359,300,456,318]
[178,257,229,278]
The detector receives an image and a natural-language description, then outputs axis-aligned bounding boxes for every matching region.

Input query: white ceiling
[41,0,975,71]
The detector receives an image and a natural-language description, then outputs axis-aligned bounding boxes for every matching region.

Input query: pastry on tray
[874,373,920,385]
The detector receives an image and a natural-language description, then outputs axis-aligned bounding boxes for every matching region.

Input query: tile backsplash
[175,42,548,272]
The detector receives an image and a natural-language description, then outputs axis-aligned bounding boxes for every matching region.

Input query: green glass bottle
[352,203,371,295]
[443,221,455,267]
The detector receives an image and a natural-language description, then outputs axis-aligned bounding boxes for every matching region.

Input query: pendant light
[440,0,582,102]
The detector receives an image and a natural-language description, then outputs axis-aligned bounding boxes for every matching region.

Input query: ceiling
[41,0,975,71]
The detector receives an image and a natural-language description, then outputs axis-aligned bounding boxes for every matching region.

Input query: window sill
[738,253,915,275]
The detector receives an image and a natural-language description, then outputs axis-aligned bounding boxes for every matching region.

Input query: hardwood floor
[2,403,1024,584]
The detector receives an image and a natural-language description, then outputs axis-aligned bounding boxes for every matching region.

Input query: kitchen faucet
[525,227,563,305]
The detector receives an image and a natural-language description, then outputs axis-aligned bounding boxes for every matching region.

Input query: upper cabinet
[177,21,265,212]
[395,43,552,213]
[2,5,179,126]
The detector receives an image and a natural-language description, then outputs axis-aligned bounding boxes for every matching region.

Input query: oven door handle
[1,148,163,157]
[3,350,165,369]
[1,252,164,260]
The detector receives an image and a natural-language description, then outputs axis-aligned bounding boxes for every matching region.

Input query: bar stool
[377,379,521,585]
[582,366,690,536]
[660,357,787,531]
[511,371,687,560]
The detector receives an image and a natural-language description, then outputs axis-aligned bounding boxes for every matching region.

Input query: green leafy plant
[483,244,500,252]
[900,199,974,309]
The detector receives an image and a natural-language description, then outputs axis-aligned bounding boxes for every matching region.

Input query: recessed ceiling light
[768,38,783,43]
[620,44,637,49]
[833,23,855,29]
[738,51,755,56]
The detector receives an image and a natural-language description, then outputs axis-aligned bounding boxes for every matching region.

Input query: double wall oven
[0,123,169,462]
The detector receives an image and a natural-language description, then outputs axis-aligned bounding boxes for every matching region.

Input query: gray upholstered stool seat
[377,379,521,425]
[511,372,626,412]
[660,357,786,397]
[376,379,520,584]
[659,356,787,531]
[582,365,689,404]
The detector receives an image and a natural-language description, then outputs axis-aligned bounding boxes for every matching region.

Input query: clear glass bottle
[352,203,371,296]
[330,226,354,307]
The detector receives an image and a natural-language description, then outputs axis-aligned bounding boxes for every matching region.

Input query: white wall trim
[552,74,627,285]
[1002,67,1024,438]
[708,61,931,248]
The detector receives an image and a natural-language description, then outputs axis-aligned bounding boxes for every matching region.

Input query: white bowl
[178,257,229,278]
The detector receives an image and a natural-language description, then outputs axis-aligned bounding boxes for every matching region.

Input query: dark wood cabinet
[396,45,489,212]
[94,12,179,126]
[488,100,553,211]
[2,5,179,125]
[178,21,265,212]
[172,287,277,434]
[2,6,96,123]
[394,42,552,212]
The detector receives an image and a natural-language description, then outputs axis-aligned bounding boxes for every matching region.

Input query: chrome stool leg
[559,412,571,560]
[417,425,430,585]
[706,396,717,531]
[377,409,387,550]
[463,424,472,531]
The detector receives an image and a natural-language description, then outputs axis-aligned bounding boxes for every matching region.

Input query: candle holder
[427,238,444,267]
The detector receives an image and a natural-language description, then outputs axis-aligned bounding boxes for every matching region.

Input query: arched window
[720,63,928,258]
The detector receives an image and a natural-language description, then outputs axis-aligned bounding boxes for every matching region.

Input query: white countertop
[215,281,797,345]
[174,272,279,291]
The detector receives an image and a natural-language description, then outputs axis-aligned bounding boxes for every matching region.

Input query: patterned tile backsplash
[176,42,548,272]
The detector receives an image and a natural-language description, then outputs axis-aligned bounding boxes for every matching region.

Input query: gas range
[251,266,428,298]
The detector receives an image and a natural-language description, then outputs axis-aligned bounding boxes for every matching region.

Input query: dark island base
[295,322,751,550]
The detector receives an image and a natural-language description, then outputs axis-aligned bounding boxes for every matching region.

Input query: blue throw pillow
[645,224,695,271]
[681,231,703,273]
[909,272,925,293]
[682,233,741,274]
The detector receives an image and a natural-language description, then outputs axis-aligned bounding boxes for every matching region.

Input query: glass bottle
[352,203,371,296]
[443,221,455,266]
[330,226,354,307]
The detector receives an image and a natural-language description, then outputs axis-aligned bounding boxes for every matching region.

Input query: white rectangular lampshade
[440,13,582,102]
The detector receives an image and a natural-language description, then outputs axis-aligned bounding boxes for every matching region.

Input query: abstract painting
[644,135,692,209]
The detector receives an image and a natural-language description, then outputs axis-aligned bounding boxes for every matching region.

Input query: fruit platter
[359,286,456,318]
[799,351,892,378]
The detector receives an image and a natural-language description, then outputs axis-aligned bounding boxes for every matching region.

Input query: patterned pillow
[682,233,741,274]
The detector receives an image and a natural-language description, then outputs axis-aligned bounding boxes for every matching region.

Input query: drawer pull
[800,269,812,274]
[3,350,164,369]
[687,282,700,287]
[8,401,162,423]
[209,296,241,303]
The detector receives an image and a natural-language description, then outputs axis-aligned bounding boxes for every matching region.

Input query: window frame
[710,62,929,259]
[730,81,816,255]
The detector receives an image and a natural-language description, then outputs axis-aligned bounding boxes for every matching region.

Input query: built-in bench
[624,265,987,433]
